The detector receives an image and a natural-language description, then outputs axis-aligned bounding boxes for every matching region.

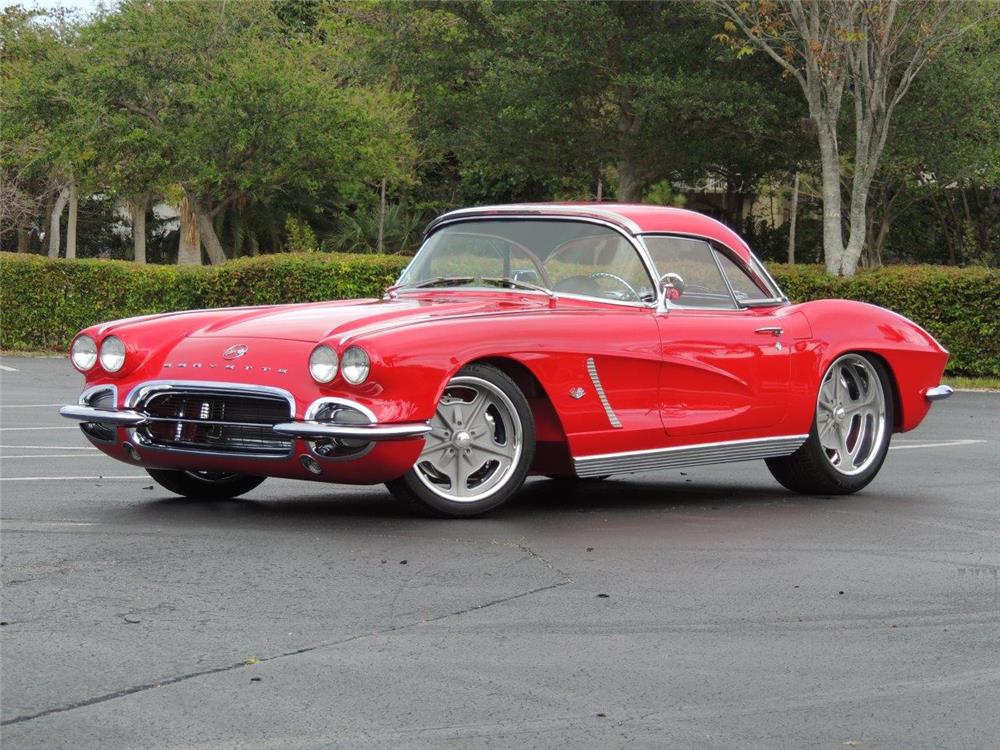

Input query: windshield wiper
[480,276,554,297]
[385,276,476,294]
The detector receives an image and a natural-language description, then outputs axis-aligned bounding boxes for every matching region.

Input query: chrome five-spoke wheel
[815,354,887,475]
[766,353,893,495]
[386,364,535,516]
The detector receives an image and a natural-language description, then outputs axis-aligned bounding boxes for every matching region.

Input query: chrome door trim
[573,434,808,478]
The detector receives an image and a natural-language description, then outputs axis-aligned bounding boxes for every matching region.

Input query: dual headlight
[309,344,370,385]
[71,335,126,373]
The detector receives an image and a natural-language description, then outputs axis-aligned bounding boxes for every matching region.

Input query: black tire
[766,353,894,495]
[386,363,535,517]
[146,469,265,500]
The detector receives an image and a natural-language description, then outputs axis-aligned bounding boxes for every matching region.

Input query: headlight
[341,346,370,385]
[71,335,98,371]
[99,335,126,372]
[309,345,339,383]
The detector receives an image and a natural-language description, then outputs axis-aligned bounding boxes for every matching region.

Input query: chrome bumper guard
[59,405,148,426]
[272,421,431,441]
[925,385,954,402]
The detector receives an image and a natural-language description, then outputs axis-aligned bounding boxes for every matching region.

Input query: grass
[943,376,1000,392]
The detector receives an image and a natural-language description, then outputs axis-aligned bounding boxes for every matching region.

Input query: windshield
[396,220,656,304]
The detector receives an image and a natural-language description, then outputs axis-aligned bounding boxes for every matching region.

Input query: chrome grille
[135,388,293,457]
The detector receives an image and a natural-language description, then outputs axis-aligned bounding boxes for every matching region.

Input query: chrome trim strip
[573,434,808,478]
[304,397,377,423]
[124,380,296,411]
[273,421,431,441]
[60,405,148,426]
[427,205,644,235]
[585,357,622,429]
[925,385,954,402]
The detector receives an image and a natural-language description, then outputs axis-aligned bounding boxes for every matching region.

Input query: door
[644,236,791,438]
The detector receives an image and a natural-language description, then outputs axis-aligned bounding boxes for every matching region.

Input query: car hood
[159,295,545,343]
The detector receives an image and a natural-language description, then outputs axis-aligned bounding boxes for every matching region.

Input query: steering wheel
[590,272,642,301]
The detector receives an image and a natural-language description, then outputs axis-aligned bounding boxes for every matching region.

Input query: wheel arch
[462,355,574,475]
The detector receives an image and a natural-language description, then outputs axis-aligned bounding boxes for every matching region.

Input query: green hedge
[0,252,408,353]
[2,253,997,376]
[769,264,1000,377]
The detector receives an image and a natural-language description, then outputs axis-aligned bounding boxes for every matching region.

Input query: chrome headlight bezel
[341,346,370,385]
[99,335,127,373]
[71,334,98,372]
[309,345,339,384]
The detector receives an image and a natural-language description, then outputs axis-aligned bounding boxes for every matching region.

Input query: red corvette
[61,204,952,516]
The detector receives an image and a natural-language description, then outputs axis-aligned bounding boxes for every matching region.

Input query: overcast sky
[18,0,117,17]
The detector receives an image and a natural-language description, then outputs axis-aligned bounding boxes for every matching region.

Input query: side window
[713,249,772,302]
[643,236,736,309]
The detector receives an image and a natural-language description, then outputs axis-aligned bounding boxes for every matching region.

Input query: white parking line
[1,403,65,408]
[0,365,19,372]
[0,475,147,482]
[2,454,105,459]
[889,439,986,451]
[0,445,96,450]
[0,426,81,431]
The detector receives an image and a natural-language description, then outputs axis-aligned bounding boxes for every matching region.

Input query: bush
[769,264,1000,377]
[1,254,996,376]
[0,252,407,352]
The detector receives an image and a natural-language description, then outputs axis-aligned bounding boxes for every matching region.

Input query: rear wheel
[766,353,893,495]
[146,469,265,500]
[386,364,535,517]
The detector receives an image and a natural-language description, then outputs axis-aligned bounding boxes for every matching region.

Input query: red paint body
[68,205,950,484]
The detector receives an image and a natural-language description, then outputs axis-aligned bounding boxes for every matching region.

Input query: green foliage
[284,216,319,253]
[2,254,996,377]
[0,251,407,351]
[770,264,1000,377]
[328,202,425,254]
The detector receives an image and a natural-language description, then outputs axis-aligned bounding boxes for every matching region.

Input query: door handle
[754,326,783,337]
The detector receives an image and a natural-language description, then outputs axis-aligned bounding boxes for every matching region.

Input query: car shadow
[117,475,835,531]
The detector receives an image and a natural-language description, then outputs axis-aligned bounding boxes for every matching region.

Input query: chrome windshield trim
[925,385,954,402]
[273,421,431,441]
[426,205,644,235]
[398,215,660,309]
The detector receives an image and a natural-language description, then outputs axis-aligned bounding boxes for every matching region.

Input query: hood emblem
[222,344,249,360]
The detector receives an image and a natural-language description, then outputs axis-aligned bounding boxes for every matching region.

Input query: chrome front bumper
[925,385,954,402]
[60,406,431,442]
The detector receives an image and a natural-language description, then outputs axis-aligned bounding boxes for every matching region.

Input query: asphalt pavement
[1,354,998,750]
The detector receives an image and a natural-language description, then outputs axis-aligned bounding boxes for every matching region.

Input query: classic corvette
[60,203,953,516]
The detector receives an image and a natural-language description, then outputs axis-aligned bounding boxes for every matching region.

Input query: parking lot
[2,354,998,749]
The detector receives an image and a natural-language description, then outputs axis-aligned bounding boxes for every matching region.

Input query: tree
[713,0,989,276]
[331,1,807,213]
[78,0,414,264]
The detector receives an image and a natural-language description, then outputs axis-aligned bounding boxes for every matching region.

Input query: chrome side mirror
[659,272,685,298]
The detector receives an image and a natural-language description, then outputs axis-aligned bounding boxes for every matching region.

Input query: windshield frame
[392,216,661,309]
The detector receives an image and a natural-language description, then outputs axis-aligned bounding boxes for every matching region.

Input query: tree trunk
[787,172,800,264]
[376,177,387,254]
[193,200,227,265]
[177,195,201,265]
[65,180,78,259]
[17,227,30,252]
[816,126,846,275]
[128,193,150,264]
[48,185,70,258]
[616,156,644,203]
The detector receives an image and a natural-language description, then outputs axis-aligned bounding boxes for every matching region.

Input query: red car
[61,204,952,516]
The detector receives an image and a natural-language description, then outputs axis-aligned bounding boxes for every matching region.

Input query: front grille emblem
[223,344,249,360]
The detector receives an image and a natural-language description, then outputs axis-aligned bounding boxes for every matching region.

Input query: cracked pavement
[1,355,999,749]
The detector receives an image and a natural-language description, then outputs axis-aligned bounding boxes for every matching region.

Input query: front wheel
[766,353,893,495]
[146,469,265,500]
[386,363,535,517]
